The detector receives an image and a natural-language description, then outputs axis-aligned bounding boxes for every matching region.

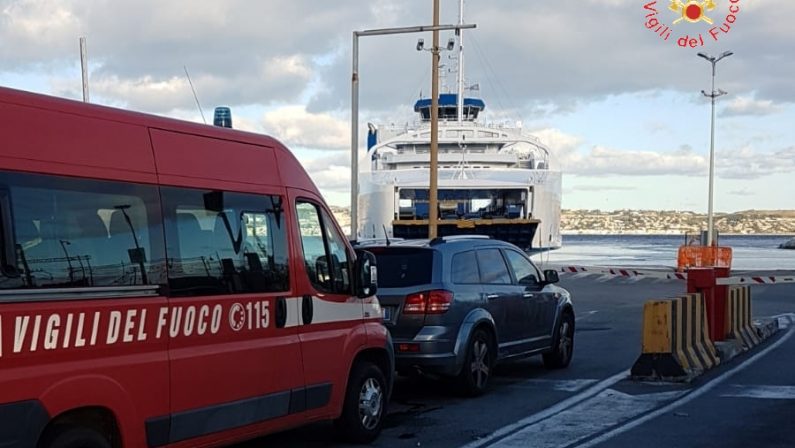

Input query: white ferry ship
[357,27,562,251]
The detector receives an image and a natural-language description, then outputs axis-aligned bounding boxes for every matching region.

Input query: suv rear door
[368,246,437,340]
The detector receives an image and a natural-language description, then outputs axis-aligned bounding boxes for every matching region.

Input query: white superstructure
[358,96,562,250]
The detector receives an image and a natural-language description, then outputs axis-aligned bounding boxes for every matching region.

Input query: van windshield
[369,247,433,288]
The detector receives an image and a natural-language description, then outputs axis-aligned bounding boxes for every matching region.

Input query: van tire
[41,426,111,448]
[543,311,574,369]
[457,328,493,396]
[334,361,387,444]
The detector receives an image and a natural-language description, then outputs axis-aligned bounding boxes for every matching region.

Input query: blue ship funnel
[367,123,378,150]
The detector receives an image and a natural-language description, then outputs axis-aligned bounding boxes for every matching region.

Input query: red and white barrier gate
[550,265,795,285]
[717,275,795,286]
[549,265,795,342]
[549,265,686,280]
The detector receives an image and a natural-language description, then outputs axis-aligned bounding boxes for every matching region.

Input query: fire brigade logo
[643,0,742,49]
[229,303,246,332]
[669,0,716,24]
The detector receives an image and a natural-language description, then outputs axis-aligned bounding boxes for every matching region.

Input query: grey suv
[366,236,574,395]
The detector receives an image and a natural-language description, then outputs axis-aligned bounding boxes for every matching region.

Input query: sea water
[531,235,795,271]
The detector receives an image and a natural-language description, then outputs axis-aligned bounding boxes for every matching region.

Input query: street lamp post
[697,50,732,247]
[350,22,475,240]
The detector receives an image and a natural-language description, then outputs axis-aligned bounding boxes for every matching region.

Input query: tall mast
[456,0,464,122]
[80,37,89,103]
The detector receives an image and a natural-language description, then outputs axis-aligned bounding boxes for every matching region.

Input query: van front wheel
[41,426,111,448]
[334,361,387,443]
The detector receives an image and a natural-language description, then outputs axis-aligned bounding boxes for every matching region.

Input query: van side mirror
[354,249,378,298]
[544,269,559,284]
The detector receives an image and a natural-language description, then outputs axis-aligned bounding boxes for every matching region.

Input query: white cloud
[720,96,784,117]
[530,128,706,177]
[530,128,584,169]
[567,145,707,176]
[261,106,349,150]
[88,75,189,111]
[718,145,795,179]
[571,185,637,192]
[302,153,351,194]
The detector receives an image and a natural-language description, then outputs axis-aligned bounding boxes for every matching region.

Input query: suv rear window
[369,247,433,288]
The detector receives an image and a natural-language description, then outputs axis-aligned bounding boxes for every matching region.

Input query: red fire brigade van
[0,86,392,448]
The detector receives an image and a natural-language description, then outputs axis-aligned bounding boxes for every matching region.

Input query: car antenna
[183,65,207,124]
[382,224,391,246]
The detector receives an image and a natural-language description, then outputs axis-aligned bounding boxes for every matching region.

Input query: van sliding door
[158,186,305,444]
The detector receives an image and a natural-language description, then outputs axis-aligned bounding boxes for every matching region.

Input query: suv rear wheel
[457,328,493,396]
[543,312,574,369]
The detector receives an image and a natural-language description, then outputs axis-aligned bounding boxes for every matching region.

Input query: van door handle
[275,297,287,328]
[302,295,314,325]
[486,293,499,300]
[523,292,535,298]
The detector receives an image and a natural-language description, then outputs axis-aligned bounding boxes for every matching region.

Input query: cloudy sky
[1,0,793,212]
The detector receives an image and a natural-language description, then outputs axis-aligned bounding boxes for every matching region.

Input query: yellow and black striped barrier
[631,293,719,381]
[726,286,760,349]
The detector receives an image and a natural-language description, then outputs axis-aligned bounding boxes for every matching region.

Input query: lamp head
[416,38,425,51]
[697,52,712,61]
[716,50,734,62]
[447,37,455,51]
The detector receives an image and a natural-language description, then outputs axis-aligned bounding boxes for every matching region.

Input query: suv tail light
[403,290,453,314]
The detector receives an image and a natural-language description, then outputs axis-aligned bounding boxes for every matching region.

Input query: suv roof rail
[429,235,491,246]
[351,237,405,247]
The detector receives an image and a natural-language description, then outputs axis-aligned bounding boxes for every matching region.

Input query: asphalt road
[238,272,795,448]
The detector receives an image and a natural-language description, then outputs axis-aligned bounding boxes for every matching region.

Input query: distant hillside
[329,206,351,235]
[329,207,795,236]
[562,209,795,235]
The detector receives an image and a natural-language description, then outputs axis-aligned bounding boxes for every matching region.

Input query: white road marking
[773,313,795,330]
[492,389,686,448]
[572,326,794,448]
[465,322,794,448]
[459,370,628,448]
[721,385,795,400]
[508,379,599,393]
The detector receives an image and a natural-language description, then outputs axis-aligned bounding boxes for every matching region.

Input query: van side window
[475,249,512,285]
[0,171,165,290]
[161,187,289,297]
[296,201,351,294]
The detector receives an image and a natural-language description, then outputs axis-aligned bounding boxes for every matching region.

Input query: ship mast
[456,0,465,123]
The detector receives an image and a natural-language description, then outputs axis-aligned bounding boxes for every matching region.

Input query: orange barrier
[677,246,732,272]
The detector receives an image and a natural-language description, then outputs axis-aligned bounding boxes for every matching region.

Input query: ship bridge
[413,93,485,121]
